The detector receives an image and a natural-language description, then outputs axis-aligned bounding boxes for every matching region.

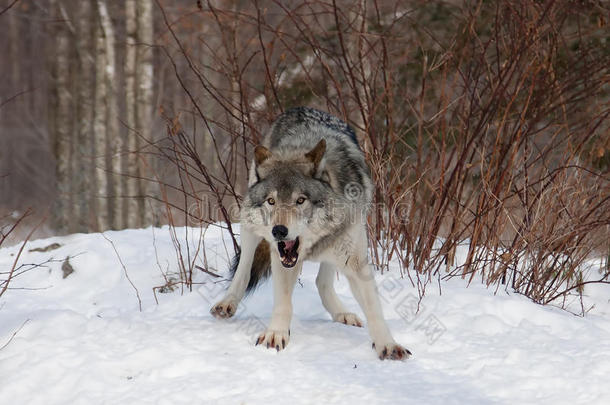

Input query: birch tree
[136,0,156,226]
[96,0,121,230]
[93,1,109,231]
[124,0,139,228]
[50,0,72,233]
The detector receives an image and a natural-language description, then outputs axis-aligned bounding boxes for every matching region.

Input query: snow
[1,226,610,404]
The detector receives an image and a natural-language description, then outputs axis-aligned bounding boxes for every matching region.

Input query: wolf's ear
[254,145,272,166]
[305,139,326,174]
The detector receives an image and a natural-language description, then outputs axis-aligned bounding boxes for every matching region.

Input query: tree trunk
[50,0,72,233]
[74,0,95,232]
[124,0,139,229]
[93,1,109,232]
[7,9,21,116]
[136,0,156,226]
[96,0,121,230]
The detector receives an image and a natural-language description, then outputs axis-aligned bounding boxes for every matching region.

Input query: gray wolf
[210,107,410,361]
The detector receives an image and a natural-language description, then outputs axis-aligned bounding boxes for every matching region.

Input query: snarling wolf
[211,107,410,360]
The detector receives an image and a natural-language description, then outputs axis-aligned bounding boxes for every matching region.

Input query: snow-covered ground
[1,227,610,404]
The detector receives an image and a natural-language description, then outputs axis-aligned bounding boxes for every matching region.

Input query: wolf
[210,107,410,360]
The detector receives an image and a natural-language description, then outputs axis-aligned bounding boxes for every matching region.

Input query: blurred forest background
[2,0,164,234]
[1,0,609,305]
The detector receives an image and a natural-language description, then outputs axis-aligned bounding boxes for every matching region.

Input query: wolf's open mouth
[277,237,300,268]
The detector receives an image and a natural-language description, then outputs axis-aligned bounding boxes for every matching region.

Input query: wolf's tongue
[284,240,297,251]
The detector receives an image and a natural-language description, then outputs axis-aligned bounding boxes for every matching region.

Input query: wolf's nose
[272,225,288,240]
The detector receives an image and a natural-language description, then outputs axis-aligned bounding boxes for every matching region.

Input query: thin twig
[101,233,143,311]
[0,319,30,351]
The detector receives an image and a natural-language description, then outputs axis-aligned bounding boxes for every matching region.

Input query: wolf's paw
[372,342,411,361]
[210,299,237,319]
[333,312,363,327]
[255,329,290,352]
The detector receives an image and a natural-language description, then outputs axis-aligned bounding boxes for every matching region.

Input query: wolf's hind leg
[316,262,363,327]
[210,228,261,319]
[256,258,300,351]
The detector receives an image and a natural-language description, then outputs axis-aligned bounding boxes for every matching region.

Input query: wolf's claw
[373,342,411,361]
[256,329,290,352]
[210,299,237,319]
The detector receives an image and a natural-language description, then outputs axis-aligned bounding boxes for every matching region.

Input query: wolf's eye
[267,197,275,205]
[296,197,306,205]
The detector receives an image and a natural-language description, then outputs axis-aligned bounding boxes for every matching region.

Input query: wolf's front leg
[346,264,411,361]
[256,258,300,351]
[210,228,261,319]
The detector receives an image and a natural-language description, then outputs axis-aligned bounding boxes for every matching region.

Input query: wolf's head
[242,140,333,268]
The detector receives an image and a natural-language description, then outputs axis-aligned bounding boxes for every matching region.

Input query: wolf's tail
[229,240,271,294]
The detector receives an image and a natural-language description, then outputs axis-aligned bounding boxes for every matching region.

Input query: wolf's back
[268,106,360,148]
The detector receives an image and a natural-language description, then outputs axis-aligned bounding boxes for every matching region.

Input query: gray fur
[264,107,371,205]
[243,107,373,263]
[210,107,410,361]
